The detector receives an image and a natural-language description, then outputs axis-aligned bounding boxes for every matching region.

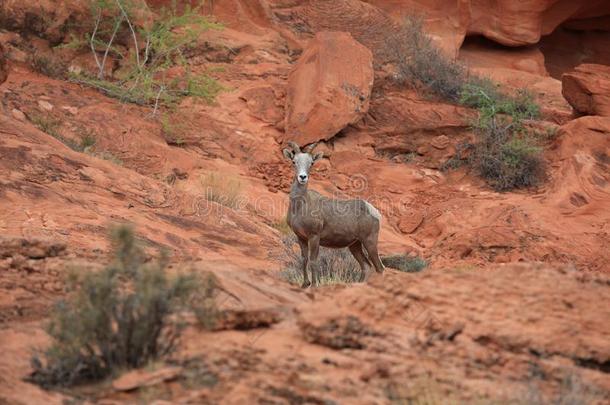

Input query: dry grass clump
[29,225,201,388]
[279,235,362,285]
[29,114,122,165]
[29,113,84,152]
[29,53,68,79]
[279,236,428,285]
[200,171,244,210]
[385,376,461,405]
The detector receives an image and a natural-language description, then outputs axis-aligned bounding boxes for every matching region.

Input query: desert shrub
[381,254,428,273]
[29,225,199,388]
[460,81,540,123]
[392,15,542,123]
[279,236,362,285]
[69,0,222,112]
[201,171,244,210]
[392,15,466,102]
[463,84,545,191]
[521,370,601,405]
[29,54,68,79]
[192,272,222,330]
[472,127,545,191]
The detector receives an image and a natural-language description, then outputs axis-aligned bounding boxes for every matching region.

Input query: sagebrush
[381,254,428,273]
[392,15,466,102]
[29,225,200,387]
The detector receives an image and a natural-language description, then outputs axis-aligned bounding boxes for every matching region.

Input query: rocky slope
[1,0,609,404]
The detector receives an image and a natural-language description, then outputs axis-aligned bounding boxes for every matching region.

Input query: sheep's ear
[312,152,323,162]
[283,148,295,160]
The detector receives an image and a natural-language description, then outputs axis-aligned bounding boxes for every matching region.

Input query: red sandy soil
[0,0,609,403]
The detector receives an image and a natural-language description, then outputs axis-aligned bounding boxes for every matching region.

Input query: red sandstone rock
[240,85,285,125]
[284,31,374,145]
[562,64,610,117]
[398,211,424,234]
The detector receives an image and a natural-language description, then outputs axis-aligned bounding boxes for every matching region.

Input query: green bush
[462,83,545,191]
[474,134,545,191]
[201,171,244,210]
[460,81,540,124]
[29,225,199,388]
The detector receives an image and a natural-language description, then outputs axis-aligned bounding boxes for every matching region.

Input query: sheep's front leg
[308,235,321,286]
[297,237,311,288]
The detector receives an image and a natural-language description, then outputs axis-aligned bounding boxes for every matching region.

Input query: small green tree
[29,225,199,387]
[72,0,222,112]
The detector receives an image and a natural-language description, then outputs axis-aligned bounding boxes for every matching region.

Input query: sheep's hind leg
[363,236,385,274]
[297,237,311,288]
[349,241,371,282]
[308,235,321,286]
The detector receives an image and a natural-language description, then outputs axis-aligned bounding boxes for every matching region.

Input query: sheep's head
[283,142,323,185]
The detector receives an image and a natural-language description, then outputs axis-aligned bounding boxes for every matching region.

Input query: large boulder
[0,43,8,85]
[562,64,610,117]
[284,31,374,146]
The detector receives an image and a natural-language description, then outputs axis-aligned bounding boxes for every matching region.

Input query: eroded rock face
[0,43,8,84]
[285,31,374,145]
[562,64,610,117]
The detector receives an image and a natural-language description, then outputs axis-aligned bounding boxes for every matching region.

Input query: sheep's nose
[299,174,307,181]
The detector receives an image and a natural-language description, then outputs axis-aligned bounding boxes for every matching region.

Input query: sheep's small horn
[287,141,301,153]
[304,142,318,153]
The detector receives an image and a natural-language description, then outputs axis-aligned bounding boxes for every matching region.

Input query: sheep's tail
[364,201,381,222]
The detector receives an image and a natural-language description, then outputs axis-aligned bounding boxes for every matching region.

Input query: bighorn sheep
[282,141,385,287]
